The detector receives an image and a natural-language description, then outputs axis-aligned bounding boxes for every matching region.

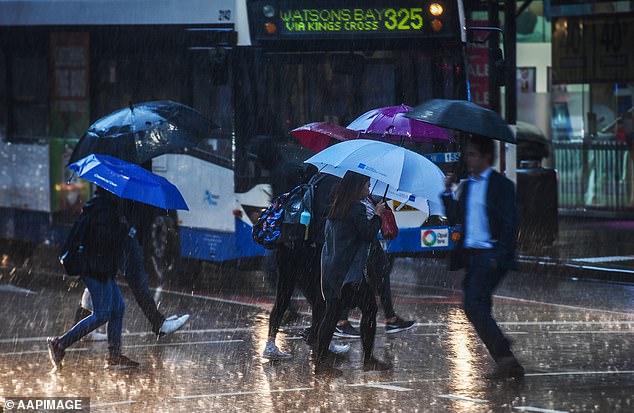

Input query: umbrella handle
[66,171,75,185]
[382,184,389,202]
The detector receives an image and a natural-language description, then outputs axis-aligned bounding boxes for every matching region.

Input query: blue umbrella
[68,154,189,210]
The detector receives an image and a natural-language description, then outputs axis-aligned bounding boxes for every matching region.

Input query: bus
[0,0,468,281]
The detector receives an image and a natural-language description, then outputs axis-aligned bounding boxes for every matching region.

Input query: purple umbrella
[347,104,452,143]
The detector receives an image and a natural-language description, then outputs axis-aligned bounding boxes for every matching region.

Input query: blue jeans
[120,235,165,334]
[463,249,513,362]
[59,275,125,356]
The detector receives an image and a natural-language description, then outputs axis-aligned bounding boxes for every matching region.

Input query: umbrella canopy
[68,154,189,210]
[69,100,220,165]
[318,164,442,212]
[405,99,515,143]
[305,139,445,206]
[290,122,360,152]
[347,104,452,142]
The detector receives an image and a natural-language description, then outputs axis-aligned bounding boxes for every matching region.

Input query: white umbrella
[305,139,445,210]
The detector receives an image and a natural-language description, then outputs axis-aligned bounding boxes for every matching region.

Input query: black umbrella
[68,100,220,165]
[405,99,515,144]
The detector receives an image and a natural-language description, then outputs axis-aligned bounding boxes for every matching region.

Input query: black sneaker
[333,321,361,338]
[385,316,416,334]
[105,354,139,370]
[46,337,65,371]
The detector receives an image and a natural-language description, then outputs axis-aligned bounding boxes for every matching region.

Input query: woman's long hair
[328,171,369,220]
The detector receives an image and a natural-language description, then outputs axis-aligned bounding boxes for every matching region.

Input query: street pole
[504,0,517,178]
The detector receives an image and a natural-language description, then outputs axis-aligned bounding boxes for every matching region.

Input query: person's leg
[368,244,396,319]
[57,276,112,350]
[316,297,343,361]
[355,282,378,361]
[267,246,299,341]
[104,281,138,368]
[106,281,125,357]
[463,252,514,362]
[295,245,323,343]
[121,236,165,334]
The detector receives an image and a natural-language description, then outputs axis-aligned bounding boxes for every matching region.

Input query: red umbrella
[290,122,360,152]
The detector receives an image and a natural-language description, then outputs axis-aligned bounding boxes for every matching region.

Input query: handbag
[370,198,399,240]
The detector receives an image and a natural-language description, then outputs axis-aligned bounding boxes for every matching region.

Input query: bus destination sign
[280,7,425,34]
[248,0,458,42]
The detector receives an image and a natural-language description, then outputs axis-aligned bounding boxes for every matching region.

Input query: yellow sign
[280,8,424,33]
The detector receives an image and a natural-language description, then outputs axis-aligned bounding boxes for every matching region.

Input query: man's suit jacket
[441,169,517,271]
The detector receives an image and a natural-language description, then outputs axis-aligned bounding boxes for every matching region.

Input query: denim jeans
[463,249,513,362]
[120,235,165,335]
[59,275,125,356]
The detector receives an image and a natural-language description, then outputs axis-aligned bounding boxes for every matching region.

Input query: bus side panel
[384,226,456,254]
[153,154,236,232]
[178,218,267,262]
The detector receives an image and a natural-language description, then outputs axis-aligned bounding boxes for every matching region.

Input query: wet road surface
[0,257,633,412]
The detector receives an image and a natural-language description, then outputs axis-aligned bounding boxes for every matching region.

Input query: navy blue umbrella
[68,154,189,210]
[405,99,515,143]
[68,100,220,165]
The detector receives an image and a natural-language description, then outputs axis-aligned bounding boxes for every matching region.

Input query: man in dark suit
[442,135,524,379]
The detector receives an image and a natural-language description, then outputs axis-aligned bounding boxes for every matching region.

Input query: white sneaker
[328,342,350,354]
[159,314,190,336]
[84,330,108,341]
[262,342,292,360]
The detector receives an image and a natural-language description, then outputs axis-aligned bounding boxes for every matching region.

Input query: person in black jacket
[47,187,138,371]
[442,135,524,379]
[316,171,391,372]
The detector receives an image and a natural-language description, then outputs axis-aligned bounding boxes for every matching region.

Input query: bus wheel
[145,214,180,285]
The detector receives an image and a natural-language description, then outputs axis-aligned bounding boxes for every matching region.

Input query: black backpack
[252,174,325,249]
[59,209,93,277]
[59,197,120,278]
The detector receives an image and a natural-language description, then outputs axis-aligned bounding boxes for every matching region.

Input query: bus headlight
[430,3,444,16]
[263,5,275,18]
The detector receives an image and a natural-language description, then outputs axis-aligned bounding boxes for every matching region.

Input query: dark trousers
[120,235,165,334]
[341,241,395,320]
[463,249,513,363]
[267,244,325,341]
[318,281,377,361]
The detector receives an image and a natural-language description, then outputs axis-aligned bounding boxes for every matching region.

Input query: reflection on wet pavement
[0,258,633,412]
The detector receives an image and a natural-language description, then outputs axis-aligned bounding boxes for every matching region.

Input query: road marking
[123,339,243,349]
[174,387,312,400]
[3,321,632,346]
[0,284,37,294]
[361,384,413,392]
[514,407,568,413]
[438,394,487,403]
[566,263,634,274]
[0,347,90,357]
[525,370,634,377]
[570,255,634,263]
[91,401,136,407]
[548,330,633,334]
[0,327,258,344]
[0,339,242,357]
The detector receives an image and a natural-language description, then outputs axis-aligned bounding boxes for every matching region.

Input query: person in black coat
[442,135,524,379]
[47,187,138,371]
[316,171,391,372]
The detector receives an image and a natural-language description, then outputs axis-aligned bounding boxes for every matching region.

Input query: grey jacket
[320,202,381,300]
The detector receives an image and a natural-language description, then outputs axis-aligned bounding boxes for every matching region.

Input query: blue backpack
[252,175,324,249]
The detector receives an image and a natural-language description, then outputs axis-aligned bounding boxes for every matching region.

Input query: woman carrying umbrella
[316,171,392,372]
